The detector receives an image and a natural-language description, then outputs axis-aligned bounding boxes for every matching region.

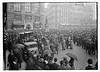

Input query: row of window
[13,4,40,13]
[48,17,81,24]
[14,14,40,22]
[48,17,68,24]
[48,15,90,24]
[48,9,89,19]
[47,8,78,19]
[57,7,73,12]
[48,10,83,19]
[14,15,22,21]
[57,6,86,15]
[57,12,69,17]
[57,11,88,20]
[14,4,31,12]
[57,18,68,23]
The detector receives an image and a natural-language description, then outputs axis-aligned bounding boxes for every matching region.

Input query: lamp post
[45,16,48,31]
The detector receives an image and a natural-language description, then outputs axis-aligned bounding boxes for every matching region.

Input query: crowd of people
[4,28,98,70]
[73,29,97,55]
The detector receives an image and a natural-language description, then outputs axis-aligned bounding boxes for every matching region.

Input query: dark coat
[13,49,23,64]
[8,53,20,70]
[55,43,59,53]
[65,39,69,45]
[52,63,59,70]
[35,60,44,69]
[8,53,16,64]
[9,61,20,70]
[26,58,36,70]
[43,64,50,70]
[50,44,56,53]
[47,62,54,70]
[69,58,74,68]
[85,65,94,70]
[58,65,67,70]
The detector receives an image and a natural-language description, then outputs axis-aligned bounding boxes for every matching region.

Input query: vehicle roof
[28,47,38,51]
[19,31,33,34]
[24,42,37,45]
[19,32,24,34]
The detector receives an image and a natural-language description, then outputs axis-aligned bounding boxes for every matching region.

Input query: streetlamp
[45,16,48,31]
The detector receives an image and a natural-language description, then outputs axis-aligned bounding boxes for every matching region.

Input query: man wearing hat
[85,59,94,70]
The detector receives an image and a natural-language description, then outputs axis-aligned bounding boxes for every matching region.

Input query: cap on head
[87,59,93,64]
[54,58,58,62]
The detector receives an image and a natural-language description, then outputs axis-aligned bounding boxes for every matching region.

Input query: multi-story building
[46,3,96,31]
[7,2,46,30]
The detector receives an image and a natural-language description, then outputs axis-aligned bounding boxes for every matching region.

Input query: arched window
[26,24,31,30]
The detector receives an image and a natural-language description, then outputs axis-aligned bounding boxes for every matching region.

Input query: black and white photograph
[3,2,98,70]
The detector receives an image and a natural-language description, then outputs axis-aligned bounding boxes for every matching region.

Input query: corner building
[7,2,45,30]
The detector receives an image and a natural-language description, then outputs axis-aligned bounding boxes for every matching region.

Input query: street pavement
[54,41,97,70]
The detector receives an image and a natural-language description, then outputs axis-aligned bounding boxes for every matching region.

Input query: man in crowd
[58,60,67,70]
[69,58,75,70]
[85,59,94,70]
[65,37,69,49]
[52,58,59,70]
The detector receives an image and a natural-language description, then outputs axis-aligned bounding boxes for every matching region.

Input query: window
[57,12,60,16]
[14,4,21,12]
[14,14,22,21]
[63,18,64,22]
[64,8,66,12]
[60,13,62,17]
[62,8,64,11]
[25,6,31,13]
[62,18,63,22]
[34,7,40,14]
[57,18,59,22]
[53,12,55,17]
[53,7,55,11]
[25,15,32,21]
[62,13,64,17]
[53,18,55,22]
[61,18,62,22]
[57,7,60,10]
[35,16,40,22]
[65,18,66,23]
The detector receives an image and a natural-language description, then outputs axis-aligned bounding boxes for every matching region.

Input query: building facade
[46,3,96,31]
[7,2,46,30]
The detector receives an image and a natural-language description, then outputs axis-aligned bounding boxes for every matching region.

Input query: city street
[3,2,97,70]
[54,42,97,70]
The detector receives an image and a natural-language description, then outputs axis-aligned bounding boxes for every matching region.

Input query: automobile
[19,32,25,39]
[24,41,38,54]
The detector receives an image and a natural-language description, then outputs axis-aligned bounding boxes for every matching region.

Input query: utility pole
[3,3,7,30]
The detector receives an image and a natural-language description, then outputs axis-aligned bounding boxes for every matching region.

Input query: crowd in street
[73,29,97,55]
[4,28,98,70]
